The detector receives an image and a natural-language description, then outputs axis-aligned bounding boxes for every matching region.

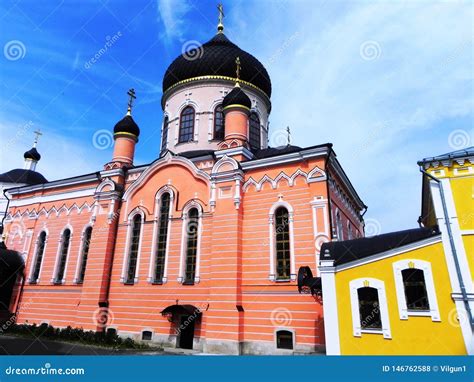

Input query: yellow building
[318,147,473,355]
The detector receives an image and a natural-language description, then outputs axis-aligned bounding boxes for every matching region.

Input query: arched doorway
[161,304,202,350]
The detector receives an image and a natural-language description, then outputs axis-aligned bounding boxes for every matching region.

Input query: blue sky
[1,0,473,233]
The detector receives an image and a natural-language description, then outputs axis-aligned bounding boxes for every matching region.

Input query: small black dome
[0,169,47,185]
[163,33,271,98]
[23,147,41,161]
[222,86,251,110]
[113,115,140,138]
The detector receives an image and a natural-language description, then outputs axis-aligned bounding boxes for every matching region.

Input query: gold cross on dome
[127,88,136,115]
[235,56,241,81]
[217,3,224,32]
[33,129,42,147]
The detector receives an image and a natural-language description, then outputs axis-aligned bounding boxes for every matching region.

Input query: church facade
[1,15,366,354]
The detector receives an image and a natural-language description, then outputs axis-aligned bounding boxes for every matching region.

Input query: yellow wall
[449,171,474,231]
[463,235,474,283]
[335,242,466,355]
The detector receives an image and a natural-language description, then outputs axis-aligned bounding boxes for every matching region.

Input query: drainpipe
[419,166,474,328]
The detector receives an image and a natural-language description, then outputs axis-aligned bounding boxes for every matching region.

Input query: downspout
[419,167,474,328]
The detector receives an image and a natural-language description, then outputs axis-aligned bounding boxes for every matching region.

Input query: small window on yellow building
[402,269,430,311]
[357,287,382,330]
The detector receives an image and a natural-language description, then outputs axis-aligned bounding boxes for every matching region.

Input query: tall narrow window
[161,116,169,153]
[126,215,142,284]
[402,268,429,311]
[213,104,225,140]
[184,208,199,284]
[275,207,291,280]
[77,227,92,284]
[357,287,382,330]
[249,112,261,150]
[178,106,195,143]
[154,193,171,283]
[30,231,46,284]
[54,229,71,284]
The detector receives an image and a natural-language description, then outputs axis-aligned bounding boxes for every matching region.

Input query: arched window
[126,214,142,284]
[54,228,71,284]
[336,211,343,240]
[393,260,439,321]
[153,193,171,283]
[161,116,169,153]
[276,330,294,350]
[184,208,199,284]
[30,231,46,284]
[213,104,225,140]
[357,287,382,330]
[249,112,261,150]
[275,207,291,280]
[402,268,429,311]
[178,106,195,143]
[77,227,92,284]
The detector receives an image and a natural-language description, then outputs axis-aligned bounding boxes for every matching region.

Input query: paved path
[0,335,167,355]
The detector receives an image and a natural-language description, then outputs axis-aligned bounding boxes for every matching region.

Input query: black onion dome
[23,147,41,161]
[113,115,140,137]
[163,33,271,98]
[222,86,251,109]
[0,169,47,185]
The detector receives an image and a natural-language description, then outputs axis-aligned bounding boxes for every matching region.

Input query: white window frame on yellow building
[392,259,441,321]
[349,278,391,339]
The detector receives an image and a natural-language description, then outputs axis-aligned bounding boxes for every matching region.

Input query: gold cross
[235,56,241,80]
[127,88,136,115]
[217,3,224,32]
[33,129,42,147]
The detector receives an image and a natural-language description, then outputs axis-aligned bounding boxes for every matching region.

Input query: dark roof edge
[327,149,367,210]
[6,171,101,195]
[417,146,474,165]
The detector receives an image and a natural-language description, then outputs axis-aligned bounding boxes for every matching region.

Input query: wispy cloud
[156,0,192,42]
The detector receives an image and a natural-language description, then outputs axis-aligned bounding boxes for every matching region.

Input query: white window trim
[73,224,93,284]
[52,225,73,284]
[120,208,145,284]
[310,196,329,274]
[28,229,48,283]
[178,201,203,284]
[393,259,440,322]
[268,200,296,281]
[349,278,391,339]
[148,188,174,284]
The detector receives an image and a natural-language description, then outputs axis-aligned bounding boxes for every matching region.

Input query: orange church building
[1,14,366,354]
